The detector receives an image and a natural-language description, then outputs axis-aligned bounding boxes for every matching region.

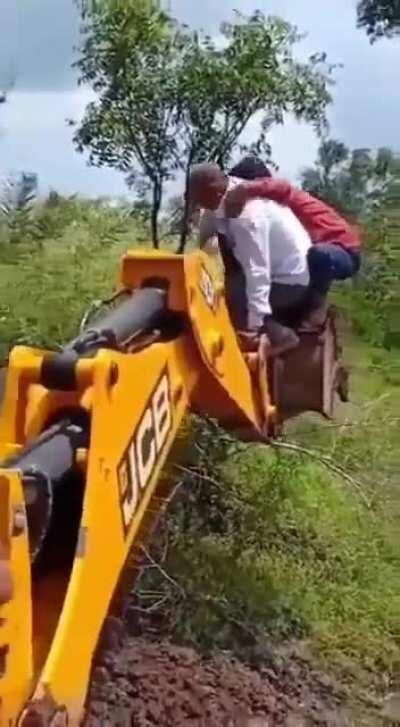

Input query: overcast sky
[1,0,400,198]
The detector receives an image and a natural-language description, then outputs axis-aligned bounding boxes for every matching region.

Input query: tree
[72,0,185,247]
[174,15,334,250]
[73,1,334,248]
[301,140,400,348]
[0,172,39,245]
[357,0,400,40]
[77,0,102,16]
[300,139,399,219]
[0,172,38,214]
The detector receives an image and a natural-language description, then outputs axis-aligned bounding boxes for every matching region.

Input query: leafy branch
[73,1,334,248]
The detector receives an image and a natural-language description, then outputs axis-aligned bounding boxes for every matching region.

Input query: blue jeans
[307,243,361,295]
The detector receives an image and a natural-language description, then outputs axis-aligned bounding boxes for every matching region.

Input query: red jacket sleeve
[245,179,293,205]
[236,179,362,251]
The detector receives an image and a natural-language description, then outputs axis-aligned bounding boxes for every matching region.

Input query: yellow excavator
[0,248,346,725]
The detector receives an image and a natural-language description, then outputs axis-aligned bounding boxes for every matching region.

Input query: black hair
[228,155,272,181]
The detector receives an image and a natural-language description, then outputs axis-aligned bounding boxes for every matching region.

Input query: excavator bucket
[269,305,346,422]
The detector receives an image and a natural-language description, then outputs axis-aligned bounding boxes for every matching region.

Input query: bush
[132,406,400,682]
[0,198,147,359]
[341,205,400,348]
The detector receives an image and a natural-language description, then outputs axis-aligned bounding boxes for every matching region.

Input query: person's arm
[198,209,217,247]
[246,179,293,204]
[226,181,362,249]
[228,212,272,330]
[225,179,293,218]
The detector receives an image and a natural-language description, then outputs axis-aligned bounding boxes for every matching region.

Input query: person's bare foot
[299,300,329,330]
[263,318,300,356]
[224,183,251,218]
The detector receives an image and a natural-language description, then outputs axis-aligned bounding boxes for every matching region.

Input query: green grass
[137,332,400,694]
[224,448,399,671]
[0,198,153,358]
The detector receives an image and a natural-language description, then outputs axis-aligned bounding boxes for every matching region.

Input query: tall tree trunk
[151,179,162,249]
[177,157,193,254]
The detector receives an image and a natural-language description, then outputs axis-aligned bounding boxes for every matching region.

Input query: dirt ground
[84,630,356,727]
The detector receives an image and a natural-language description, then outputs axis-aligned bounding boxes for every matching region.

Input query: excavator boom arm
[0,251,270,724]
[0,250,343,724]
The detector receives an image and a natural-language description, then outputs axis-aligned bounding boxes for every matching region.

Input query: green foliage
[176,15,332,170]
[0,173,40,245]
[73,1,334,248]
[135,348,400,682]
[72,0,181,248]
[357,0,400,40]
[301,139,399,219]
[301,140,400,351]
[175,13,334,250]
[331,156,400,349]
[0,197,146,358]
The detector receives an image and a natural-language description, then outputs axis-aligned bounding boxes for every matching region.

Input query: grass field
[0,200,148,358]
[133,317,400,703]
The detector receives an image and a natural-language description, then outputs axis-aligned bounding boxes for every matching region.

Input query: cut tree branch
[269,440,372,509]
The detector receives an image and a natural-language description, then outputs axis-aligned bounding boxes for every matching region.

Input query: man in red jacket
[226,156,362,316]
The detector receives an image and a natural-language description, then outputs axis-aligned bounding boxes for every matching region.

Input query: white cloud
[233,112,319,182]
[2,88,95,132]
[0,88,126,197]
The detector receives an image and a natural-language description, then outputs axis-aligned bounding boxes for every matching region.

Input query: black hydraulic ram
[3,417,89,561]
[1,287,171,560]
[0,286,179,560]
[41,286,169,392]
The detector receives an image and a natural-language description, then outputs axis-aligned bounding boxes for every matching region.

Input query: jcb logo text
[118,368,172,536]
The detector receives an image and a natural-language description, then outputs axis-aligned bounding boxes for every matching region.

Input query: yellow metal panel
[184,251,266,429]
[0,471,32,725]
[120,249,266,432]
[26,337,197,722]
[0,249,276,722]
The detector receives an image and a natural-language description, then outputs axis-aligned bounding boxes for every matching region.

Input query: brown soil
[84,635,353,727]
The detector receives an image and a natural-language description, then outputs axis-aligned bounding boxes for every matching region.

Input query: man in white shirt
[188,162,312,350]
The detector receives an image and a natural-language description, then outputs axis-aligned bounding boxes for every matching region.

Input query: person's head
[187,162,228,211]
[229,155,272,181]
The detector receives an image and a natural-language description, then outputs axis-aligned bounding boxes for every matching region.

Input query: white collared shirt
[199,177,311,328]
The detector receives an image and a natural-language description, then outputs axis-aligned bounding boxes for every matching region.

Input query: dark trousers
[273,244,361,326]
[307,243,361,294]
[220,235,361,329]
[271,284,309,327]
